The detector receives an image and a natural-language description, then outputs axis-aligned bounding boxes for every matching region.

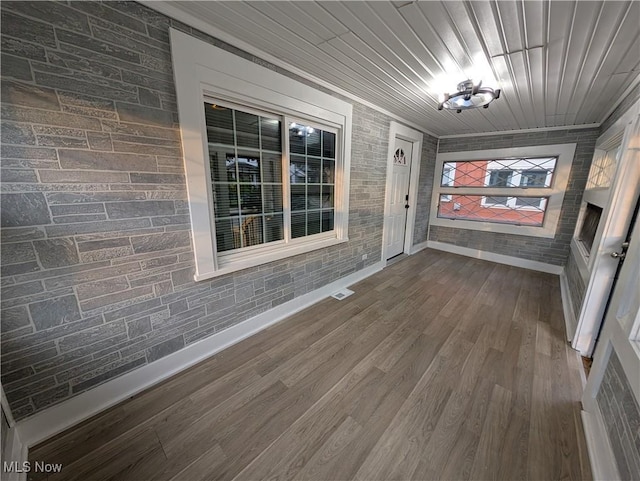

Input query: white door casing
[382,122,424,261]
[572,103,640,355]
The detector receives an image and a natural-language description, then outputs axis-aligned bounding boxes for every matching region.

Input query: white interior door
[581,201,640,480]
[384,138,412,259]
[572,109,640,355]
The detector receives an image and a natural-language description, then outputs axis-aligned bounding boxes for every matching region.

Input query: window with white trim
[171,29,352,280]
[431,144,576,238]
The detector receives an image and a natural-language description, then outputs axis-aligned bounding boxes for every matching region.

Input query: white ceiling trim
[439,122,599,139]
[598,72,640,126]
[141,1,439,138]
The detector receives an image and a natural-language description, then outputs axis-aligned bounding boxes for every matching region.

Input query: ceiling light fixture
[438,80,500,113]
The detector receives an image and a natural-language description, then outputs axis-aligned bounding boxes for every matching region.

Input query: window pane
[265,214,284,243]
[515,197,544,207]
[288,123,336,238]
[441,166,455,186]
[322,131,335,159]
[586,148,618,189]
[437,194,546,226]
[205,101,283,253]
[520,170,547,187]
[307,211,321,235]
[234,152,260,184]
[204,103,233,145]
[307,158,321,183]
[289,125,306,154]
[260,118,281,152]
[213,183,239,218]
[209,149,235,182]
[239,215,263,247]
[442,157,556,188]
[263,185,283,213]
[307,129,321,157]
[215,217,240,252]
[290,156,306,184]
[235,111,259,149]
[239,185,262,214]
[485,196,509,205]
[488,170,513,187]
[262,153,282,183]
[307,185,321,209]
[291,212,306,238]
[322,185,334,208]
[291,185,306,212]
[323,159,335,184]
[322,210,334,232]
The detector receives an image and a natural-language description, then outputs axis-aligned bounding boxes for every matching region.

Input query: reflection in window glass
[441,158,556,188]
[438,157,555,225]
[205,101,284,252]
[438,194,547,226]
[289,122,335,238]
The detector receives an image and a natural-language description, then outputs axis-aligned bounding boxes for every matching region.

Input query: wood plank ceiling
[154,1,640,136]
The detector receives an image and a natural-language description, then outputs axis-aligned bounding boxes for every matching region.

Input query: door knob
[611,241,629,260]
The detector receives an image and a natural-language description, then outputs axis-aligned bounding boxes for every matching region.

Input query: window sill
[194,235,348,281]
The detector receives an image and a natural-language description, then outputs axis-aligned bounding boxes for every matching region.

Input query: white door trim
[382,121,423,262]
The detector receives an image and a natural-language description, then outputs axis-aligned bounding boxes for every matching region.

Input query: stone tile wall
[565,249,587,320]
[432,128,599,265]
[597,349,640,481]
[0,1,392,420]
[412,135,438,245]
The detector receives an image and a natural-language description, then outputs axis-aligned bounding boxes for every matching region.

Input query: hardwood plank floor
[28,249,592,481]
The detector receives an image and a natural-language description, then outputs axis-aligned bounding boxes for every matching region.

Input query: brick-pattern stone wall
[413,135,438,245]
[600,81,640,135]
[0,1,391,420]
[565,249,586,319]
[432,128,599,265]
[597,350,640,481]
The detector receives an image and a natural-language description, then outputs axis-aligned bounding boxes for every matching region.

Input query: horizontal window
[171,29,352,280]
[431,144,576,238]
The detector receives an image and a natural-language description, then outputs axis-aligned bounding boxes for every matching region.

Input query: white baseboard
[426,241,564,275]
[410,241,429,255]
[581,409,620,481]
[16,261,385,449]
[559,269,579,342]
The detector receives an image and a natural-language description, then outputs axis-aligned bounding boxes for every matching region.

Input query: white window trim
[171,29,352,281]
[431,143,576,238]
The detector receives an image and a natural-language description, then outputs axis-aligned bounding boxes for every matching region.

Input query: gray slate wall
[432,128,599,266]
[565,249,587,320]
[413,135,438,246]
[0,1,391,420]
[597,349,640,481]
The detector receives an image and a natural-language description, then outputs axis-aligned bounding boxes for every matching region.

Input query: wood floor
[29,249,592,481]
